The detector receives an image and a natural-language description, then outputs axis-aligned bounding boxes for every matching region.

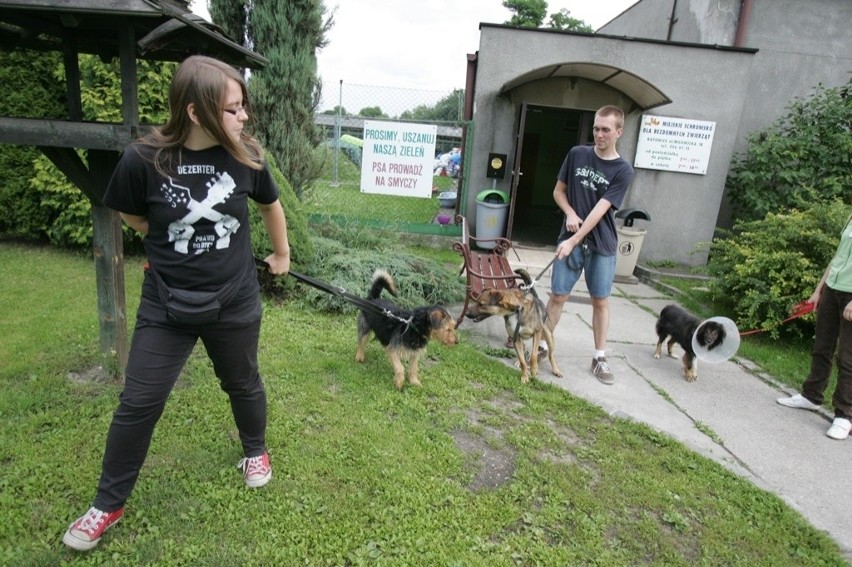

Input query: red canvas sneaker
[62,506,124,551]
[237,452,272,488]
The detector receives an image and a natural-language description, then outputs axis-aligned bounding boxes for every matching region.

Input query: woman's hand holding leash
[263,251,290,276]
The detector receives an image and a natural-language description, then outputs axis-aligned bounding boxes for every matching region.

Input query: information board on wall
[634,115,716,175]
[361,120,437,198]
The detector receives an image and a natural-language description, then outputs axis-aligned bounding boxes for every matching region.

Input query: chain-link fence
[308,81,470,236]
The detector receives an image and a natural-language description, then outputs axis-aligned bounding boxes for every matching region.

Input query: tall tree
[504,1,592,31]
[503,0,547,27]
[209,0,333,198]
[358,106,387,118]
[400,89,464,123]
[320,105,347,115]
[548,8,593,32]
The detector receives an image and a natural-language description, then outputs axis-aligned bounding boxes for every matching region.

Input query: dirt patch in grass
[66,365,110,383]
[451,429,517,491]
[451,390,599,491]
[451,391,522,491]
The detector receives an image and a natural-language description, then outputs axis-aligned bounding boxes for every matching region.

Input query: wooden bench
[451,214,528,328]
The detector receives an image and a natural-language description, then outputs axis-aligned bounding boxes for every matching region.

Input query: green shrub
[78,57,174,125]
[28,153,144,252]
[725,79,852,221]
[707,202,851,337]
[8,55,173,246]
[0,50,65,240]
[34,154,96,248]
[291,222,465,313]
[251,154,315,297]
[0,146,52,241]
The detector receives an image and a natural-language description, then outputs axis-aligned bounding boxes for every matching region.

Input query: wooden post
[85,23,138,384]
[91,204,128,382]
[89,147,127,384]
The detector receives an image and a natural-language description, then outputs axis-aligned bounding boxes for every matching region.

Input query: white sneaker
[777,393,820,411]
[826,417,851,440]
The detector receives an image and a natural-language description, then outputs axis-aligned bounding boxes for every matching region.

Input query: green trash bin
[475,190,510,250]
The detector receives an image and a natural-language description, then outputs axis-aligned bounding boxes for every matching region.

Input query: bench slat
[452,214,522,327]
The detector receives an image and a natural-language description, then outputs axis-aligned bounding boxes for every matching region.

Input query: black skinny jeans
[93,295,267,511]
[802,285,852,419]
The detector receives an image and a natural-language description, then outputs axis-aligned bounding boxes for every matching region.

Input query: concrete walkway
[460,244,852,561]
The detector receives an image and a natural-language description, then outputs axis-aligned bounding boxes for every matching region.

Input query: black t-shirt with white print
[104,143,279,295]
[556,145,633,256]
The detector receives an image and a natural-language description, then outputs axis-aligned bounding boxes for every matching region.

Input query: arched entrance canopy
[499,62,671,111]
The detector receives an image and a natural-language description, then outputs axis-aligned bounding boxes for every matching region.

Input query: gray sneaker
[591,357,614,385]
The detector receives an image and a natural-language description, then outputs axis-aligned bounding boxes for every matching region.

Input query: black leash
[255,258,421,332]
[289,270,388,315]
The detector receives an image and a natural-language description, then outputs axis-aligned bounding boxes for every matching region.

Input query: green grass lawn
[0,242,847,566]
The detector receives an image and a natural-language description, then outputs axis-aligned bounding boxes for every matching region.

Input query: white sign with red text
[361,120,436,198]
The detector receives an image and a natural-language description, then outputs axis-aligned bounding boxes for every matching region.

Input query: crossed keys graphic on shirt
[160,172,239,254]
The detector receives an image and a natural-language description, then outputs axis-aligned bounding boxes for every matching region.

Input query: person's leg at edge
[801,285,842,406]
[830,289,852,420]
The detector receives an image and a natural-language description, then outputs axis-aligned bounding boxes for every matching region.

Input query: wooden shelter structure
[0,0,268,378]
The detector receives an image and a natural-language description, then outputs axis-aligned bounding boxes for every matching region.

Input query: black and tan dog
[469,285,562,384]
[355,269,458,390]
[654,304,726,382]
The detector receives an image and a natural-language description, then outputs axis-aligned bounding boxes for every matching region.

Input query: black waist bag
[150,266,243,325]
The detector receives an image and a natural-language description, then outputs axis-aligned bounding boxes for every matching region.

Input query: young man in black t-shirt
[546,105,634,385]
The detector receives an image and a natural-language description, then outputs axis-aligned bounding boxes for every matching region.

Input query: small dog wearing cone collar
[654,304,726,381]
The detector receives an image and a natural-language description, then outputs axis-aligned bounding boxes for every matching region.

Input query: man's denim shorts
[551,243,616,298]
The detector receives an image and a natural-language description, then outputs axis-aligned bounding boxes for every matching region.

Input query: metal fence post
[331,79,342,187]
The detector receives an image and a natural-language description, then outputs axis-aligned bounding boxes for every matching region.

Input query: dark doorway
[508,105,594,247]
